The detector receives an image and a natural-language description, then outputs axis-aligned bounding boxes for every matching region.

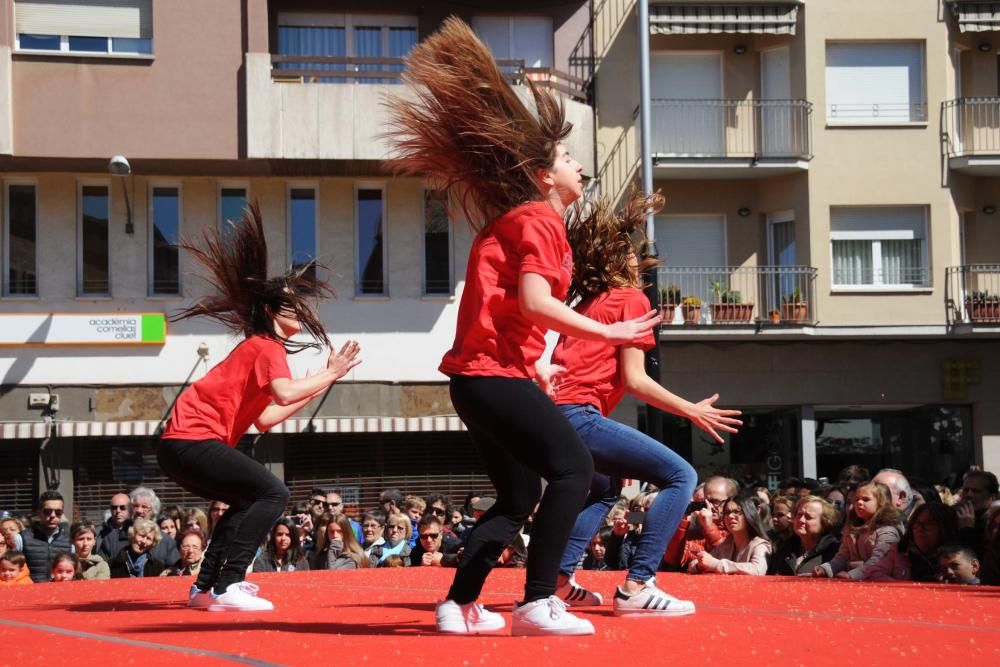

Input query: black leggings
[447,375,594,604]
[157,438,289,593]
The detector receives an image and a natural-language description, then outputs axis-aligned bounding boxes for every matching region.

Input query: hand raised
[689,394,743,444]
[327,340,362,379]
[604,309,661,345]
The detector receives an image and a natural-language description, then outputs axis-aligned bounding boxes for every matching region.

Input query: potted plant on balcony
[768,309,781,324]
[681,296,702,324]
[780,287,808,323]
[660,284,681,322]
[710,281,754,323]
[966,290,1000,322]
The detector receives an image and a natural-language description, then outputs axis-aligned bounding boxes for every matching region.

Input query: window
[288,187,317,279]
[277,13,417,83]
[830,206,930,288]
[356,187,386,295]
[150,186,179,296]
[14,1,153,56]
[219,186,248,245]
[79,184,109,296]
[423,190,452,295]
[4,183,38,296]
[473,16,554,69]
[826,42,926,123]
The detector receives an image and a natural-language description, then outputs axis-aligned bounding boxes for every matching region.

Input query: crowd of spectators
[2,465,997,589]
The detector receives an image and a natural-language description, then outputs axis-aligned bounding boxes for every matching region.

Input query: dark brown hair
[844,481,902,536]
[565,190,663,303]
[385,17,572,231]
[171,202,332,353]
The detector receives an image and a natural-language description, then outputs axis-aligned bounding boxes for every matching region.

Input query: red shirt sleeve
[254,341,292,393]
[517,211,568,287]
[622,290,655,351]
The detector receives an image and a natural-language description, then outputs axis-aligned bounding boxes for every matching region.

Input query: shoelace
[545,595,569,619]
[236,582,260,597]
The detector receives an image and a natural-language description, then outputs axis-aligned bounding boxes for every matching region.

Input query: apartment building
[0,0,595,518]
[597,0,999,487]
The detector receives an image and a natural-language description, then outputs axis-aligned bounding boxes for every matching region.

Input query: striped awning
[0,416,466,440]
[650,3,799,35]
[951,2,1000,32]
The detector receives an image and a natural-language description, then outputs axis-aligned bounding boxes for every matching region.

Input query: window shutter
[471,16,511,60]
[826,43,924,122]
[655,215,726,267]
[16,0,152,40]
[830,207,926,239]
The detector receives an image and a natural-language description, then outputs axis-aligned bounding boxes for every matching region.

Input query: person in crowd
[162,506,184,538]
[96,493,132,559]
[935,485,957,506]
[581,528,612,571]
[326,490,362,544]
[868,502,958,582]
[956,470,999,556]
[837,465,870,496]
[379,489,404,517]
[20,490,72,583]
[815,481,902,580]
[360,510,387,560]
[163,529,207,577]
[770,495,797,545]
[253,518,308,573]
[382,555,406,568]
[310,513,369,570]
[823,487,847,517]
[49,552,82,582]
[873,469,917,523]
[938,545,981,585]
[1,516,24,556]
[372,513,412,567]
[770,496,840,576]
[289,501,316,552]
[184,507,209,536]
[158,514,179,547]
[71,522,110,580]
[403,496,427,546]
[109,518,166,578]
[425,494,449,521]
[690,495,771,576]
[978,506,1000,585]
[460,492,481,532]
[446,507,465,536]
[207,500,230,539]
[308,488,330,524]
[0,551,32,585]
[663,476,734,570]
[411,515,461,567]
[751,486,772,507]
[126,487,179,566]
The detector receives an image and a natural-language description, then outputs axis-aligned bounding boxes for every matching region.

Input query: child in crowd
[50,552,82,582]
[690,495,771,576]
[581,528,612,571]
[71,522,110,580]
[867,502,957,582]
[0,551,32,585]
[815,481,902,580]
[938,545,981,585]
[0,517,24,556]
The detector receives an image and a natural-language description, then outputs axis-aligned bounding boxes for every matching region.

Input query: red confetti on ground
[1,568,998,666]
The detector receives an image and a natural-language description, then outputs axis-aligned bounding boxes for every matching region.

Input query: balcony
[651,99,812,179]
[658,266,818,328]
[942,98,1000,175]
[946,265,1000,326]
[246,54,595,173]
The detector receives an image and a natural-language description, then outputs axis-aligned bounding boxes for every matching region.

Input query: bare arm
[518,272,660,344]
[254,392,321,431]
[268,341,361,406]
[620,346,741,443]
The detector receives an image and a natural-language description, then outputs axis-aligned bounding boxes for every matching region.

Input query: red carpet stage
[1,569,997,666]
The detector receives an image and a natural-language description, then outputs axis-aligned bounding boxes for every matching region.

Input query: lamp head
[109,155,131,176]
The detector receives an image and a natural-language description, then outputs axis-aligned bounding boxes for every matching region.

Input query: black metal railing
[946,264,1000,325]
[651,99,812,159]
[943,98,1000,157]
[657,265,817,326]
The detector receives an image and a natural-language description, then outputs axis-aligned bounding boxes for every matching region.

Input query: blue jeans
[558,404,697,583]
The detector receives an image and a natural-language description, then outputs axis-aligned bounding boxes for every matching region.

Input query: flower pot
[966,299,1000,322]
[781,303,808,323]
[768,311,781,324]
[681,304,701,324]
[711,303,754,323]
[661,304,678,323]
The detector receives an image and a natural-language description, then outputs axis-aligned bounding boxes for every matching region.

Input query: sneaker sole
[436,620,506,634]
[511,624,595,637]
[206,604,274,612]
[613,605,696,617]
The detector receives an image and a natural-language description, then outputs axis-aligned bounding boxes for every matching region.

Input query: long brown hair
[315,512,369,568]
[844,481,902,536]
[385,17,572,231]
[171,202,332,353]
[566,190,663,303]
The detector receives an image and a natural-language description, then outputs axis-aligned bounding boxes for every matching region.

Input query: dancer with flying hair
[548,191,741,615]
[387,18,659,636]
[159,204,361,612]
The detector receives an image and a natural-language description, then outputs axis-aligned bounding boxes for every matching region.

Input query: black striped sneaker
[612,578,695,617]
[556,577,604,607]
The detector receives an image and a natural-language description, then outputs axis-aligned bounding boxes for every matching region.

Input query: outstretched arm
[519,272,660,345]
[620,346,742,443]
[268,340,361,406]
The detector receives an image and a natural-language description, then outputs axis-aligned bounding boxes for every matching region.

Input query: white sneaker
[207,582,274,612]
[556,576,604,607]
[435,599,506,634]
[612,578,695,617]
[511,596,595,636]
[188,584,211,608]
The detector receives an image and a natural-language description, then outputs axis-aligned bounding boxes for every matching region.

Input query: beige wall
[11,1,243,159]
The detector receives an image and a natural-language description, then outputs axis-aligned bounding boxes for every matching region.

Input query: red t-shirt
[163,335,292,446]
[551,287,655,415]
[440,202,573,379]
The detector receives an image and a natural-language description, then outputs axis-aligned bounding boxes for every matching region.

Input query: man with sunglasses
[326,490,362,544]
[410,515,461,567]
[20,490,71,582]
[96,493,132,560]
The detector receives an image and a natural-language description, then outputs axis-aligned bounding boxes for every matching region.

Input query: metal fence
[943,98,1000,157]
[946,264,1000,325]
[650,99,812,159]
[657,266,818,326]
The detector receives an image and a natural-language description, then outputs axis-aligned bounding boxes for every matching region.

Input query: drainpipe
[637,0,663,444]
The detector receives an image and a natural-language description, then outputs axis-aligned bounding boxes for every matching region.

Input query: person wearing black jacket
[410,515,461,567]
[769,496,841,576]
[20,490,72,583]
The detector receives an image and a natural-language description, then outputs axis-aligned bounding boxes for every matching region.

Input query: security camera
[109,155,131,176]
